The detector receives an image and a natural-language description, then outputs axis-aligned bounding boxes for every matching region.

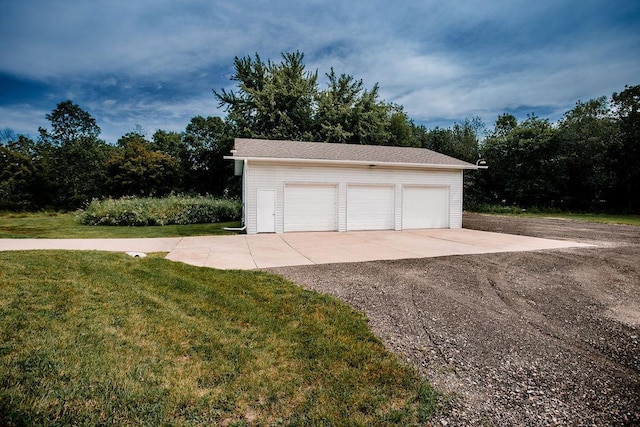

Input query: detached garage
[226,138,480,234]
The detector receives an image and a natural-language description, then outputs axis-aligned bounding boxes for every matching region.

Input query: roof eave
[224,155,480,170]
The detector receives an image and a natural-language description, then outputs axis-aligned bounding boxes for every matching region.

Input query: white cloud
[0,104,51,139]
[86,94,225,143]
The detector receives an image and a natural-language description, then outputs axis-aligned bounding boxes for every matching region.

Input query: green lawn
[0,212,241,238]
[0,251,443,425]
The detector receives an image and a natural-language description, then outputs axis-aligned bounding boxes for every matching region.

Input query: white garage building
[227,138,479,234]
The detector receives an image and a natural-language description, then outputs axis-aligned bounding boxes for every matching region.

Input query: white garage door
[347,185,395,230]
[284,184,338,232]
[402,186,450,229]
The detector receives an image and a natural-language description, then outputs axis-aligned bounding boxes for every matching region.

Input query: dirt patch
[270,214,640,426]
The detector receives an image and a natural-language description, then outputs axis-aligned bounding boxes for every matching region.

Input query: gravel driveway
[271,214,640,426]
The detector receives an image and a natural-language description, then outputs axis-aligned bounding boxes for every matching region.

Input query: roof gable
[229,138,477,169]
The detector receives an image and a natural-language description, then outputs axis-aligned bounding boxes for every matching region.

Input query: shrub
[78,195,242,226]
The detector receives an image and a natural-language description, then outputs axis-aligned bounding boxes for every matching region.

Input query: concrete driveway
[0,229,591,269]
[166,229,593,269]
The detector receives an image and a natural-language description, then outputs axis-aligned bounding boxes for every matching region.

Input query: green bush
[78,196,242,226]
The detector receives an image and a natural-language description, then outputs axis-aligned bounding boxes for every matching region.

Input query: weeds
[0,211,240,238]
[78,195,242,226]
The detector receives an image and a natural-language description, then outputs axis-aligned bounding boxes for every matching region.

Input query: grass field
[535,212,640,226]
[0,212,241,238]
[0,251,443,425]
[466,208,640,226]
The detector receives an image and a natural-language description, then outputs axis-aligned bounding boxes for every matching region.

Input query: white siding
[244,161,464,234]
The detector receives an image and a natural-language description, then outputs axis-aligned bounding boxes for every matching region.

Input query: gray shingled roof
[230,138,476,168]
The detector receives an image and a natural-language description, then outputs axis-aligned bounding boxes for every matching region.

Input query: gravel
[270,214,640,426]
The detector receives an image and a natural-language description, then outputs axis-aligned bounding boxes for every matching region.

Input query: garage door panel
[403,186,449,229]
[347,185,394,230]
[285,184,337,232]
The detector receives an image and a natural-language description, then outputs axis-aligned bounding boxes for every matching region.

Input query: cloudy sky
[1,0,639,144]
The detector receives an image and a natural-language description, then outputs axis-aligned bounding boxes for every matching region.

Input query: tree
[215,51,318,141]
[151,130,189,192]
[387,106,418,147]
[556,97,618,210]
[611,84,640,212]
[0,135,39,210]
[344,82,392,145]
[105,133,179,197]
[214,52,415,146]
[38,101,109,208]
[451,117,484,163]
[417,117,483,163]
[315,69,396,145]
[493,113,518,137]
[182,116,236,196]
[315,69,364,143]
[480,115,563,208]
[151,130,186,160]
[38,100,100,147]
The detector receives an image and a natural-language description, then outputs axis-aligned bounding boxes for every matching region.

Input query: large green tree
[182,116,236,196]
[38,100,110,208]
[314,70,364,143]
[38,100,101,147]
[214,52,318,141]
[151,130,190,192]
[415,117,483,163]
[314,69,399,145]
[105,132,179,197]
[480,114,563,208]
[0,136,40,210]
[555,97,618,210]
[214,52,416,146]
[611,84,640,211]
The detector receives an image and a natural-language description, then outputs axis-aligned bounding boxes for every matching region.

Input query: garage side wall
[245,161,463,234]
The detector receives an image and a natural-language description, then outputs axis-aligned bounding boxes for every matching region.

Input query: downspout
[224,158,248,232]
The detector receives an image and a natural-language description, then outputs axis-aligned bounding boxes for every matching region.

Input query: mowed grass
[0,212,241,238]
[0,251,443,425]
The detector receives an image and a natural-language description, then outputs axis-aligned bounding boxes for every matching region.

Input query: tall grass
[78,195,242,226]
[0,251,445,425]
[0,211,240,238]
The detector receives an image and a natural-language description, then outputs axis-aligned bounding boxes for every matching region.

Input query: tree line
[1,51,638,213]
[0,106,235,210]
[476,88,639,212]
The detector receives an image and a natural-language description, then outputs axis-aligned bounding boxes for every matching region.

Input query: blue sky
[1,0,639,144]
